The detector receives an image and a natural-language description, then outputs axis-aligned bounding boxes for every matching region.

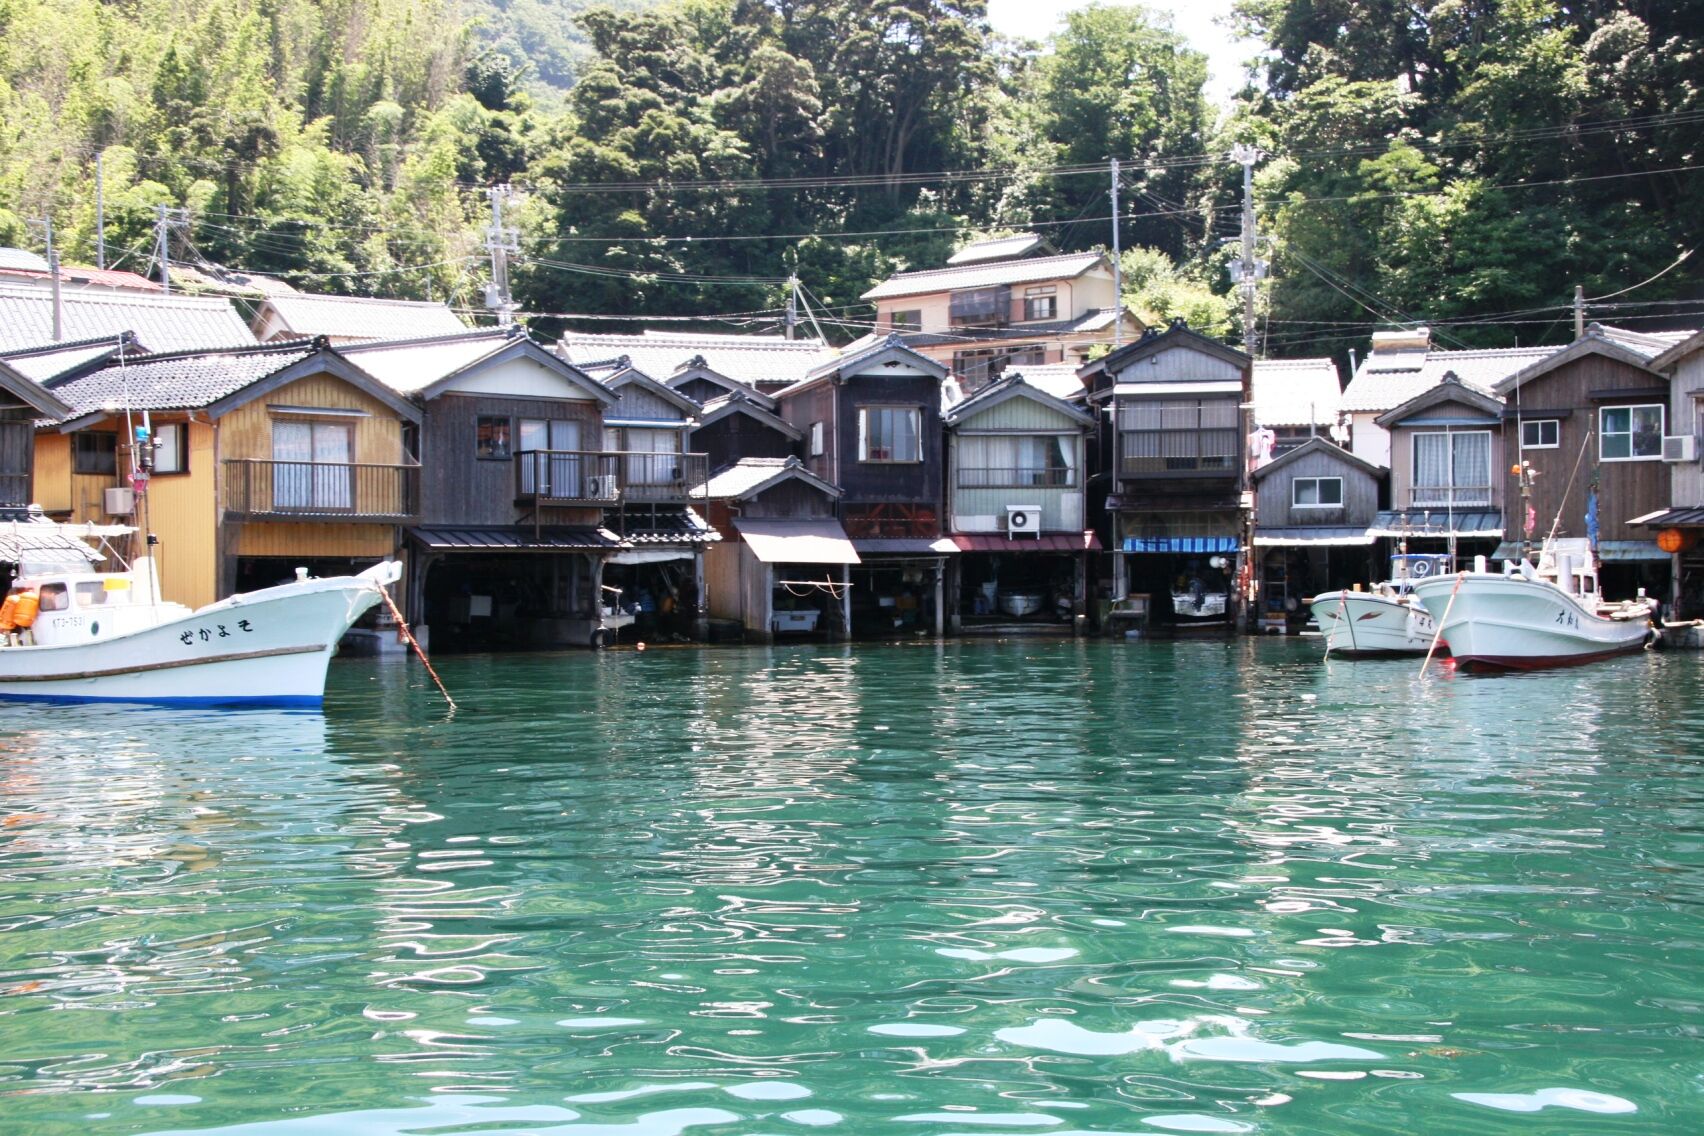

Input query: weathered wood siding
[692,415,796,474]
[779,382,837,483]
[1109,345,1242,385]
[234,522,395,559]
[948,392,1087,533]
[1503,354,1668,542]
[834,372,943,504]
[1254,448,1381,529]
[1668,351,1704,507]
[614,385,689,423]
[741,479,836,519]
[419,392,603,526]
[674,377,731,405]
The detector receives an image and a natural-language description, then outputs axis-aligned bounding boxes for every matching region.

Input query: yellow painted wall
[142,419,218,608]
[234,522,395,559]
[33,432,71,513]
[216,373,405,463]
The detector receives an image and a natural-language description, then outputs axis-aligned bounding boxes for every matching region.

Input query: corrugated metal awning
[953,532,1103,553]
[1490,540,1668,562]
[409,527,623,551]
[1368,510,1502,538]
[1632,507,1704,527]
[735,518,860,565]
[1253,527,1375,547]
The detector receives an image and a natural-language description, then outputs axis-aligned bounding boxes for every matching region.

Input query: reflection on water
[1,642,1701,1135]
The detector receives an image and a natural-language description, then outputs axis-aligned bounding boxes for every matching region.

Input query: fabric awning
[608,548,693,565]
[734,518,860,565]
[1113,381,1244,397]
[1122,536,1239,553]
[1368,510,1502,538]
[851,537,960,556]
[1253,527,1375,547]
[953,531,1103,553]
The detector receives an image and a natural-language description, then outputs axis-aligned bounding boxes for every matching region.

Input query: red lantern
[1657,528,1693,554]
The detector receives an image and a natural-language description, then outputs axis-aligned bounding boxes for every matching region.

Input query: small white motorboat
[1410,540,1655,671]
[998,591,1043,618]
[1307,554,1447,657]
[0,558,402,706]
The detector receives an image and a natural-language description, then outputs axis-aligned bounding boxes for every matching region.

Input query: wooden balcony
[1118,429,1240,478]
[223,459,420,522]
[514,450,708,506]
[957,466,1076,489]
[1408,485,1493,509]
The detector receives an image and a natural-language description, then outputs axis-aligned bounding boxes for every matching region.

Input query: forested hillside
[0,0,1696,357]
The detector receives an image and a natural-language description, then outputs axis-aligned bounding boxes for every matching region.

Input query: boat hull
[1411,572,1652,671]
[0,573,390,706]
[1308,590,1439,656]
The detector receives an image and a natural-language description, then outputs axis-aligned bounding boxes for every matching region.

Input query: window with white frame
[1412,430,1491,507]
[1600,404,1664,461]
[153,421,188,474]
[1520,419,1559,449]
[809,421,825,457]
[858,406,922,462]
[1292,476,1343,507]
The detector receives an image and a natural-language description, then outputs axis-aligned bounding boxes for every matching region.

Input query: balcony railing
[1119,430,1240,476]
[1409,485,1492,509]
[957,466,1076,488]
[514,450,709,506]
[223,460,419,521]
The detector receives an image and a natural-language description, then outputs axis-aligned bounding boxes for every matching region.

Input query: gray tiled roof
[46,342,319,418]
[0,335,133,382]
[696,457,837,501]
[0,284,255,353]
[1004,363,1087,402]
[1340,344,1552,413]
[1252,357,1342,427]
[257,293,467,341]
[337,329,516,392]
[862,251,1107,301]
[558,331,836,390]
[946,234,1050,265]
[1594,324,1695,360]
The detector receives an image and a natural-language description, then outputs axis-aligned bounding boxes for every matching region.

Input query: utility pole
[33,214,63,340]
[1110,157,1122,350]
[485,185,520,326]
[95,151,106,270]
[785,274,798,340]
[152,205,188,294]
[1230,143,1266,358]
[1574,284,1585,339]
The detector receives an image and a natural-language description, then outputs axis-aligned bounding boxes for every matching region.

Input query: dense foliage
[0,0,1695,357]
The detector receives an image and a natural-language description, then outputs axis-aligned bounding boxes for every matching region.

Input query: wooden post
[840,564,852,640]
[933,558,944,637]
[693,549,708,641]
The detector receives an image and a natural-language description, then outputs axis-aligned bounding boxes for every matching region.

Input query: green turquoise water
[1,640,1701,1135]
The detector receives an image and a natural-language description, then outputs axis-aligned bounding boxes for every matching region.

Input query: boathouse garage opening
[418,553,600,652]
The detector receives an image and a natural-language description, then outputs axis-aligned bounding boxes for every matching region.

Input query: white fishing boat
[1307,554,1447,657]
[0,557,402,707]
[1410,540,1655,671]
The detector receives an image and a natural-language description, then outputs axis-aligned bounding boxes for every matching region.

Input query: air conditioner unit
[585,475,614,499]
[103,486,135,515]
[1006,504,1042,538]
[1662,435,1697,462]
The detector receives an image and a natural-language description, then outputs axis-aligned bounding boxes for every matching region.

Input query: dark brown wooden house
[1078,319,1252,631]
[341,328,626,649]
[1491,324,1689,597]
[775,335,957,636]
[0,347,76,509]
[691,391,802,474]
[1249,437,1384,625]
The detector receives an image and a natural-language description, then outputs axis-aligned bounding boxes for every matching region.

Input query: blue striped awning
[1122,536,1240,554]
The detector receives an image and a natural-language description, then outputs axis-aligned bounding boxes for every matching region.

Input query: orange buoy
[11,590,39,627]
